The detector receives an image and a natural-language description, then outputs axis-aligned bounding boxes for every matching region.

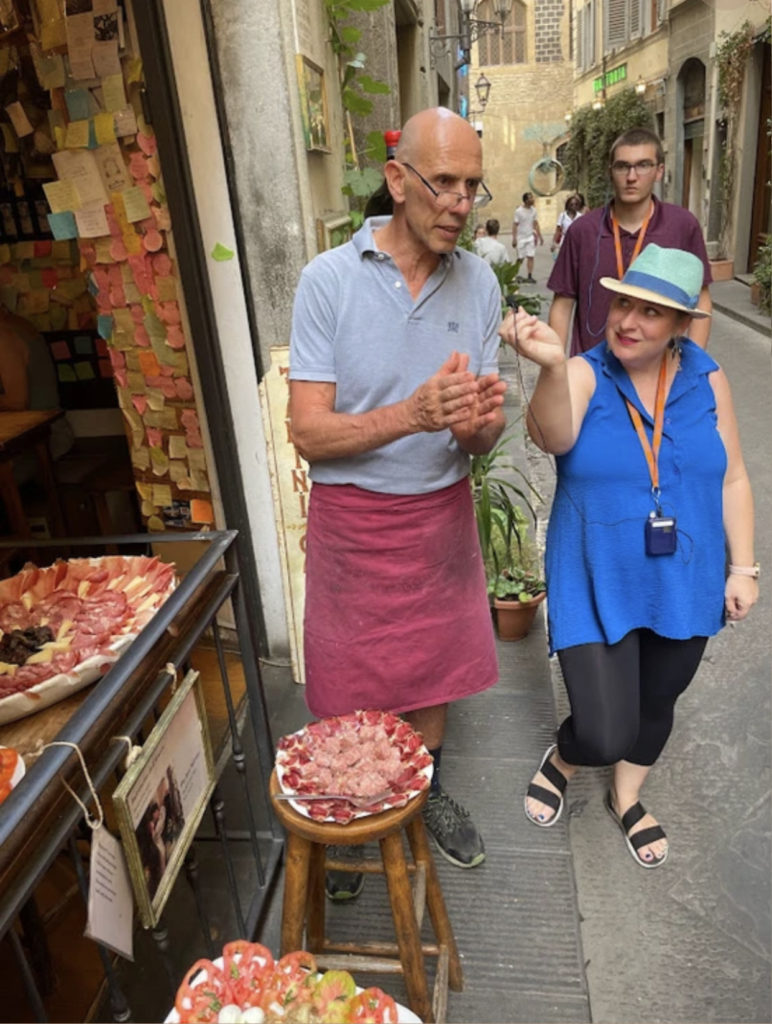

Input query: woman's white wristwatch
[729,563,760,579]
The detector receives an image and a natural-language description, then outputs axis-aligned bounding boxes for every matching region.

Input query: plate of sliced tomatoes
[166,943,420,1023]
[0,556,176,725]
[0,746,24,804]
[275,709,433,825]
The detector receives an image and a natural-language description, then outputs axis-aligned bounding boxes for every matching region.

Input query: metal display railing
[0,531,283,1022]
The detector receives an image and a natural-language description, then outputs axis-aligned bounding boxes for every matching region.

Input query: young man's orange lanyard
[611,201,653,279]
[625,352,668,510]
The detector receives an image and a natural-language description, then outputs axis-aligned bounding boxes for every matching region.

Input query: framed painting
[296,55,330,152]
[316,212,353,252]
[112,670,215,927]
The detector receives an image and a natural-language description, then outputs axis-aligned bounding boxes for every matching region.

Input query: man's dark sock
[428,745,442,793]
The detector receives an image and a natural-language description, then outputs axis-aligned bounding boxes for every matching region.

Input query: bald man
[290,108,506,896]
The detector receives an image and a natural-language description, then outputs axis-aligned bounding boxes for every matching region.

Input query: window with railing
[477,0,527,65]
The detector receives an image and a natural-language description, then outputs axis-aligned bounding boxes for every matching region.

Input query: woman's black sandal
[604,790,669,869]
[524,744,568,827]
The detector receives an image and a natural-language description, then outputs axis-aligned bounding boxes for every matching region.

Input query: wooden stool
[270,770,462,1023]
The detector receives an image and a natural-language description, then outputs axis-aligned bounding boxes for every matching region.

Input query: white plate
[1,745,25,794]
[164,956,421,1023]
[275,712,433,823]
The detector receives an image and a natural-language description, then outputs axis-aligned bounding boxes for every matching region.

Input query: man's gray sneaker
[422,788,486,868]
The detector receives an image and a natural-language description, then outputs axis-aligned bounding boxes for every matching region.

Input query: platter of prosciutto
[275,709,434,824]
[0,556,176,725]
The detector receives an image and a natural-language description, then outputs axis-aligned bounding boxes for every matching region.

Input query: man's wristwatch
[729,563,760,579]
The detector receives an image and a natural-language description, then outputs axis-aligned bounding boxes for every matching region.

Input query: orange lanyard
[625,353,668,500]
[611,202,653,279]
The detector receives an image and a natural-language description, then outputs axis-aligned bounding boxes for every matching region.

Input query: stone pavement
[255,243,770,1023]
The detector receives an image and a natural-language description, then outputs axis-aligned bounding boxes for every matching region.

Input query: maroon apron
[304,479,499,717]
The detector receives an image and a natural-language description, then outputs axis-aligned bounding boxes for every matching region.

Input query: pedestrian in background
[512,191,543,283]
[548,127,712,356]
[290,107,506,897]
[500,243,757,868]
[474,218,508,266]
[551,193,583,258]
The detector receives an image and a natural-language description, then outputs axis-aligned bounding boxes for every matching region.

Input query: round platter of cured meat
[275,709,434,825]
[0,556,176,726]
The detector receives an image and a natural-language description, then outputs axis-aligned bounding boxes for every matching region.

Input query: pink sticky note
[146,427,163,447]
[109,348,125,369]
[180,409,199,429]
[185,429,203,449]
[174,377,194,401]
[142,229,163,252]
[42,269,59,289]
[157,301,181,325]
[98,359,112,379]
[109,286,126,307]
[114,368,127,387]
[133,325,150,347]
[165,325,186,350]
[110,238,128,262]
[129,152,150,181]
[130,304,145,322]
[160,378,177,399]
[50,340,71,360]
[152,253,172,277]
[137,131,157,155]
[131,394,148,415]
[159,365,174,377]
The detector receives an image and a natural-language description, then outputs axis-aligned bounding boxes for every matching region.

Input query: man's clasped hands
[409,351,506,442]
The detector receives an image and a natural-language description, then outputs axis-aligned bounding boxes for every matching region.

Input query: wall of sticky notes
[0,2,216,532]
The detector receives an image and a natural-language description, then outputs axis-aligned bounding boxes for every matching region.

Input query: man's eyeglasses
[402,162,492,209]
[611,159,659,176]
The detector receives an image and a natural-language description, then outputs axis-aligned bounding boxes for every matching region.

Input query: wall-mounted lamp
[429,0,513,70]
[635,76,647,96]
[474,73,492,109]
[592,97,605,111]
[564,111,573,124]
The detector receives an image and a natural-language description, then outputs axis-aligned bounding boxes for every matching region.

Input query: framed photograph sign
[296,55,330,152]
[316,213,353,253]
[113,670,215,927]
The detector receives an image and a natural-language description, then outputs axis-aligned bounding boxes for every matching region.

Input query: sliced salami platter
[275,709,433,824]
[0,556,176,725]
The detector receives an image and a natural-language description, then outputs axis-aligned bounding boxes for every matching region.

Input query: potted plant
[470,440,545,641]
[751,236,771,315]
[488,560,546,642]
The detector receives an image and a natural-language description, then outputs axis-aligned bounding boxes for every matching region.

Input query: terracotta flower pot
[493,591,546,641]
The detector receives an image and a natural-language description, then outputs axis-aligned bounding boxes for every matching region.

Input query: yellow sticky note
[43,179,81,214]
[135,481,153,500]
[146,388,165,412]
[121,186,152,223]
[156,276,177,302]
[168,460,187,483]
[95,237,115,263]
[159,407,178,430]
[94,112,116,144]
[152,484,173,507]
[54,125,66,150]
[131,447,150,472]
[141,499,156,517]
[150,446,169,476]
[168,435,187,460]
[65,120,90,148]
[101,74,127,113]
[187,449,207,473]
[147,515,165,532]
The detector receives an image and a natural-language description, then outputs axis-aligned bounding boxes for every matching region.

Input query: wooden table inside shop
[0,409,67,538]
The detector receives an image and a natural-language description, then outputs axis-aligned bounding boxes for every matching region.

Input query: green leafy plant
[752,235,772,316]
[489,563,546,602]
[491,259,543,316]
[325,0,391,227]
[470,435,540,584]
[563,89,654,208]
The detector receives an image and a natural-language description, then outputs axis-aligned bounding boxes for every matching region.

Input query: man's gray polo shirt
[289,217,502,495]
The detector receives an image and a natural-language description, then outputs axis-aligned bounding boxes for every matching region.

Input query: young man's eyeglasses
[611,159,659,176]
[401,162,492,209]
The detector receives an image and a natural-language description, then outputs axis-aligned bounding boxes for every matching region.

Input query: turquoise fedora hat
[600,243,711,318]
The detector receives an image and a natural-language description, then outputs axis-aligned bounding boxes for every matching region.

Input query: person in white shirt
[473,218,508,266]
[512,192,543,282]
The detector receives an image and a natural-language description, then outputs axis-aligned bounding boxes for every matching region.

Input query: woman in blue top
[499,244,758,868]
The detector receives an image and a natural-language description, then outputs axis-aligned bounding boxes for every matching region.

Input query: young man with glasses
[289,108,506,898]
[548,127,712,356]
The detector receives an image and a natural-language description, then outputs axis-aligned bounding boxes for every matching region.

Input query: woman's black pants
[556,629,708,767]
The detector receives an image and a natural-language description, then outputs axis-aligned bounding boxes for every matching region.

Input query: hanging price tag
[85,826,134,961]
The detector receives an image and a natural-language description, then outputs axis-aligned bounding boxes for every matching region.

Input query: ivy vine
[715,18,769,256]
[325,0,391,226]
[563,89,654,208]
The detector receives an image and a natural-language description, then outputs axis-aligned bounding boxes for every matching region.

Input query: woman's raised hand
[498,308,566,368]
